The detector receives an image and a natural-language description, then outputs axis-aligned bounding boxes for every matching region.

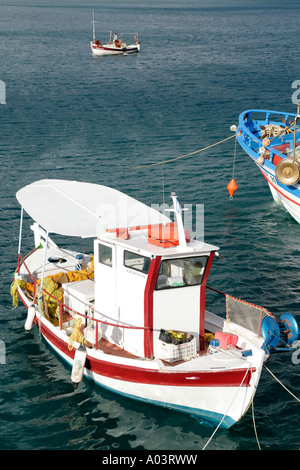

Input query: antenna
[92,10,95,42]
[293,103,300,161]
[164,192,188,248]
[161,170,166,226]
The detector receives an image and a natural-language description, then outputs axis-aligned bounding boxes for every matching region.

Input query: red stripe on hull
[260,169,300,206]
[36,318,253,388]
[92,45,124,52]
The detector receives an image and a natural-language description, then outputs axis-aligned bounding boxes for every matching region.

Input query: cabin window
[155,256,208,290]
[124,250,151,274]
[99,244,112,267]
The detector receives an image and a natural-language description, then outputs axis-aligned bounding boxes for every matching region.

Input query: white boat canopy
[16,179,170,238]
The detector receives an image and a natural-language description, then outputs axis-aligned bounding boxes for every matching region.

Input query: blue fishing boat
[236,106,300,223]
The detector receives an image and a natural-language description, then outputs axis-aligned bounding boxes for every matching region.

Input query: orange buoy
[227,178,238,198]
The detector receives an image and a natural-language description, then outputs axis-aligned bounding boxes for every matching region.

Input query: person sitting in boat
[113,33,120,47]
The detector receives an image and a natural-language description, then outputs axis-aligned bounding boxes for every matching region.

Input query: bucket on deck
[75,254,83,271]
[215,331,238,350]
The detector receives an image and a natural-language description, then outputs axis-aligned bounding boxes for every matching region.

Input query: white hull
[90,41,125,56]
[125,44,140,54]
[254,163,300,224]
[263,171,300,223]
[48,333,258,427]
[90,42,140,56]
[17,274,265,429]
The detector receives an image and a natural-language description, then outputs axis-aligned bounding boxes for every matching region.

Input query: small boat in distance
[12,179,299,428]
[90,12,140,56]
[236,105,300,223]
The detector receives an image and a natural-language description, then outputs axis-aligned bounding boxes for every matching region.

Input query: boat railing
[17,253,153,356]
[237,109,297,164]
[207,286,274,338]
[239,109,297,130]
[17,253,274,353]
[17,251,38,296]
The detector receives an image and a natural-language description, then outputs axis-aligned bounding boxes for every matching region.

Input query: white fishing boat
[12,179,299,428]
[90,12,140,56]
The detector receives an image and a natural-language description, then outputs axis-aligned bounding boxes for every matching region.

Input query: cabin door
[94,241,117,324]
[116,249,150,357]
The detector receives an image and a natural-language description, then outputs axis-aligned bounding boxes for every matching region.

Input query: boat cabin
[93,222,217,359]
[15,180,218,360]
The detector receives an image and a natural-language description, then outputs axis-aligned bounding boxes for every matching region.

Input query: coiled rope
[131,134,236,169]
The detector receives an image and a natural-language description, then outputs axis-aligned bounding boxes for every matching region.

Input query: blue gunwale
[236,109,300,199]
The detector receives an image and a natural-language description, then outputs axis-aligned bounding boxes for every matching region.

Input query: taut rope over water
[131,134,236,169]
[202,365,252,450]
[264,365,300,403]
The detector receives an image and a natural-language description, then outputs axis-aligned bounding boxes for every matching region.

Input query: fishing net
[10,279,27,307]
[68,317,83,351]
[12,255,94,318]
[226,294,274,337]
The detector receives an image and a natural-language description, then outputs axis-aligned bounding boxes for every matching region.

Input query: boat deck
[17,243,261,373]
[19,245,92,282]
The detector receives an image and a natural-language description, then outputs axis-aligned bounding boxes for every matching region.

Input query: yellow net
[68,317,83,351]
[10,279,27,307]
[11,254,94,317]
[42,276,64,317]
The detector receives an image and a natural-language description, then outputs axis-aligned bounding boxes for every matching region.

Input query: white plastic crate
[158,337,197,363]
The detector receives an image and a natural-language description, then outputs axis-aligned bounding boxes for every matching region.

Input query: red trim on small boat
[144,256,161,358]
[260,169,300,206]
[32,315,253,388]
[199,252,215,350]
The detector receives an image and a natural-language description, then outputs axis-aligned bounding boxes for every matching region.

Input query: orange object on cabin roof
[107,223,190,248]
[148,222,190,248]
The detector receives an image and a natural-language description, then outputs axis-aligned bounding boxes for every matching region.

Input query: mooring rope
[202,365,251,450]
[264,365,300,403]
[251,399,261,450]
[131,134,236,170]
[203,365,299,450]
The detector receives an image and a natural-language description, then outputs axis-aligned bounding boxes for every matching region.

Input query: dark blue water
[1,0,300,451]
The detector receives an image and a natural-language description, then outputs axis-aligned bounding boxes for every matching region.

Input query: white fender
[71,343,87,387]
[25,304,36,332]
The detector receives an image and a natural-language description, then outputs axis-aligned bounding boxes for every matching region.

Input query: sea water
[0,0,300,451]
